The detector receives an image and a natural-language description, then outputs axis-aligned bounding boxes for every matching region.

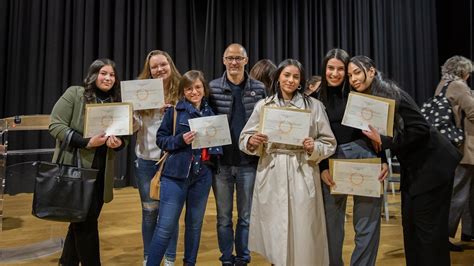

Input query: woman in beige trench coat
[239,59,337,266]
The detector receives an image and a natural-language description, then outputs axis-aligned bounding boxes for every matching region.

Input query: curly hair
[441,56,473,81]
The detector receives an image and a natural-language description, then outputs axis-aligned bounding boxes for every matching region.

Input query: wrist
[247,143,256,152]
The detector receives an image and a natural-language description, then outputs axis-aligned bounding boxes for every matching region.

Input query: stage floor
[1,187,473,265]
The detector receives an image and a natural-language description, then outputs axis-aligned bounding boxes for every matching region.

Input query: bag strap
[172,106,177,135]
[55,129,75,164]
[156,106,178,167]
[440,80,452,95]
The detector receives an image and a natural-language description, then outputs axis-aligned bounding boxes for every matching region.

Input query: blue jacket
[156,99,223,179]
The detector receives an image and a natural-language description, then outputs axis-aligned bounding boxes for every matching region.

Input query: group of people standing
[48,42,472,266]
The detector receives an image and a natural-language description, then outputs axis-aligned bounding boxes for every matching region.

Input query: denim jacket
[156,99,223,179]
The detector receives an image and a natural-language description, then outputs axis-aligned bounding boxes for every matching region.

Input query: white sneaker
[163,257,175,266]
[143,258,147,266]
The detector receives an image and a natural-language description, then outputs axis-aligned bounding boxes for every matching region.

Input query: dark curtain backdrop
[1,0,472,186]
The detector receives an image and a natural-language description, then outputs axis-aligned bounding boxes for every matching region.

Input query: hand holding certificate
[121,79,165,110]
[260,107,311,146]
[188,114,232,149]
[84,103,133,138]
[342,92,395,136]
[329,158,382,198]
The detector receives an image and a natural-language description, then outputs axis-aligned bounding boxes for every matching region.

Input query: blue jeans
[212,165,257,264]
[135,158,178,261]
[146,166,212,266]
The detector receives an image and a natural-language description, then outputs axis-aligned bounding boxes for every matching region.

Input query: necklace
[96,97,111,104]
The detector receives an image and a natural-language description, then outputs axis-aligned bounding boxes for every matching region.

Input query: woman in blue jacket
[147,70,222,266]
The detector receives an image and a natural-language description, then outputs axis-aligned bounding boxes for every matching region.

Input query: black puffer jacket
[209,72,266,120]
[209,71,266,165]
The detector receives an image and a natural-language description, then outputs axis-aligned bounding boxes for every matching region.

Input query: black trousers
[401,182,453,266]
[59,178,104,266]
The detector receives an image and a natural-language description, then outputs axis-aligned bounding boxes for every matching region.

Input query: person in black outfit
[312,48,388,266]
[347,55,462,266]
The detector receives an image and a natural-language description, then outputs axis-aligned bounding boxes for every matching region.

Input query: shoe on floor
[449,241,464,252]
[163,257,175,266]
[461,233,474,242]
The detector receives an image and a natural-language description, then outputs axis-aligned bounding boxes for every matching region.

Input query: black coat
[381,90,461,196]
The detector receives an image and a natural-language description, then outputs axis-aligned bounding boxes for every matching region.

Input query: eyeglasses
[224,56,246,63]
[184,86,203,94]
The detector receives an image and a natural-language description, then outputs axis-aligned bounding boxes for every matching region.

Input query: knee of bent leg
[142,201,159,218]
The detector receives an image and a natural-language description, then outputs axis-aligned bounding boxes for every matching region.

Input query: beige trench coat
[239,94,336,266]
[435,80,474,165]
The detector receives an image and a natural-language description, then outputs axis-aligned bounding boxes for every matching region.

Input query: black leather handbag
[32,130,98,222]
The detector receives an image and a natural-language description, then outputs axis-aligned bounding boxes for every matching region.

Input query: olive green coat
[49,86,123,203]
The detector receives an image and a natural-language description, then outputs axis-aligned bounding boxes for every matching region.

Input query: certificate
[260,106,311,146]
[342,92,395,136]
[188,114,232,149]
[329,158,382,198]
[120,79,165,110]
[84,103,133,138]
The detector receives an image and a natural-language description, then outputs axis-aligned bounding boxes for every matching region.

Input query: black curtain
[436,0,473,89]
[1,0,472,185]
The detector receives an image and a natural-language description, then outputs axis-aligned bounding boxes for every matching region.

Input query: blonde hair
[138,50,181,105]
[138,50,181,116]
[441,56,473,81]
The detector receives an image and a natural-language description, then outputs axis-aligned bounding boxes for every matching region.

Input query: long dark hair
[349,55,403,133]
[83,58,121,104]
[348,56,401,104]
[318,48,350,106]
[268,59,311,107]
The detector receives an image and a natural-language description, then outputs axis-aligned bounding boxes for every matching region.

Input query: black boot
[449,241,464,252]
[461,233,474,242]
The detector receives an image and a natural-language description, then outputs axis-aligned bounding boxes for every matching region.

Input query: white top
[133,109,163,161]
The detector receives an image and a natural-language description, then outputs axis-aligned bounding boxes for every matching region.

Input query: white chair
[386,150,401,195]
[382,150,401,221]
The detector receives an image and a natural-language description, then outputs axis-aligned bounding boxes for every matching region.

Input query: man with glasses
[209,43,266,266]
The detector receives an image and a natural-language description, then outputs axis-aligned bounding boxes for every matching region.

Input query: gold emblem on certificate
[121,79,165,110]
[329,158,382,198]
[188,115,232,149]
[260,106,311,146]
[342,92,395,136]
[84,103,133,138]
[135,88,150,101]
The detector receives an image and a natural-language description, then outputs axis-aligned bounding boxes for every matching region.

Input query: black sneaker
[449,241,464,252]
